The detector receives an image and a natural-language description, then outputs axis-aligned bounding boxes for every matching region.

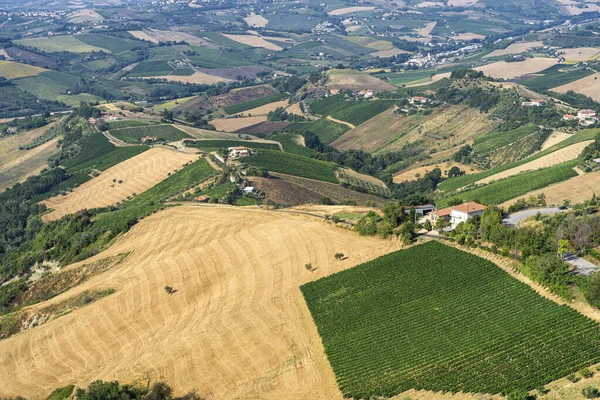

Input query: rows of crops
[190,139,280,151]
[243,149,338,183]
[62,131,148,172]
[110,124,191,143]
[438,128,599,192]
[337,169,391,198]
[437,160,579,207]
[472,125,539,155]
[269,133,315,157]
[486,129,550,168]
[222,92,288,115]
[301,241,600,398]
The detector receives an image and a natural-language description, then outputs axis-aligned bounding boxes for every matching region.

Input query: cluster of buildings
[228,146,254,159]
[408,202,487,229]
[521,99,547,107]
[563,109,599,126]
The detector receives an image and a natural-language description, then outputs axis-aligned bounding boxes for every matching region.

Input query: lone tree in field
[305,263,313,272]
[335,253,345,260]
[164,286,175,294]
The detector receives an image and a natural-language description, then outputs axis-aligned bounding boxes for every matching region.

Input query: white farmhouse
[432,201,486,229]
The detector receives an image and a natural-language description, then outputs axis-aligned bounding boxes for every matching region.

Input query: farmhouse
[432,201,486,228]
[228,146,253,158]
[195,195,209,202]
[6,126,17,134]
[409,96,429,105]
[404,204,436,217]
[141,136,159,143]
[243,186,255,194]
[563,114,576,121]
[578,109,597,119]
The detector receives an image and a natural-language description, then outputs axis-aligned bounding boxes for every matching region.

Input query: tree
[305,263,313,271]
[435,218,446,230]
[558,239,569,259]
[396,221,415,245]
[334,253,345,260]
[423,219,432,231]
[582,386,600,399]
[447,166,464,178]
[164,286,174,294]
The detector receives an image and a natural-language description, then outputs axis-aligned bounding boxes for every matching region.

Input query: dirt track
[0,206,401,399]
[42,148,199,221]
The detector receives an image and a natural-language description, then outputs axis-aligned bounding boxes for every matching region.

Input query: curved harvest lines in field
[0,206,401,399]
[42,148,199,221]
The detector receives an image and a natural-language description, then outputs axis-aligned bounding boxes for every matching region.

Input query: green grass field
[308,94,345,116]
[77,33,146,53]
[243,150,338,183]
[269,133,316,157]
[223,92,289,114]
[198,32,252,50]
[187,46,252,68]
[439,129,599,192]
[302,241,600,398]
[127,60,174,77]
[521,65,594,91]
[305,118,350,144]
[329,100,396,126]
[473,125,540,154]
[372,70,436,86]
[190,140,280,151]
[110,125,191,143]
[437,161,579,207]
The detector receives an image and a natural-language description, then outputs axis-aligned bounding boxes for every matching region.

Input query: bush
[582,386,600,399]
[567,373,580,383]
[581,367,594,378]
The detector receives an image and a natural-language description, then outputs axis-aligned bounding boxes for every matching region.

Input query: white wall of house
[450,209,483,228]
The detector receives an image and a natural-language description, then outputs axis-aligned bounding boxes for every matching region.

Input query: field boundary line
[326,115,355,129]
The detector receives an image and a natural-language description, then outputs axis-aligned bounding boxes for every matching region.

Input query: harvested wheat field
[143,72,230,85]
[222,34,283,51]
[328,6,376,15]
[128,30,159,44]
[0,122,56,172]
[502,169,600,208]
[211,116,267,132]
[552,72,600,102]
[559,47,600,62]
[243,14,268,28]
[0,137,60,191]
[475,58,558,80]
[453,32,486,41]
[285,102,304,116]
[0,205,402,399]
[476,141,593,185]
[235,100,289,116]
[542,131,571,150]
[68,9,103,23]
[0,60,46,79]
[485,41,544,58]
[393,161,480,183]
[447,0,478,6]
[332,105,495,153]
[370,48,409,58]
[417,21,437,37]
[325,69,395,92]
[41,148,199,221]
[175,125,250,140]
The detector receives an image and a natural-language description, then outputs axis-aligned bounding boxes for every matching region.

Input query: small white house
[408,96,429,105]
[243,186,254,194]
[449,202,486,228]
[228,146,253,158]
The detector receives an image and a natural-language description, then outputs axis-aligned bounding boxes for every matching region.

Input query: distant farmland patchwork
[109,125,191,143]
[302,241,600,398]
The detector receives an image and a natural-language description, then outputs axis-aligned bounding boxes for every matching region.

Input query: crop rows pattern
[110,124,191,143]
[301,241,600,398]
[244,149,338,183]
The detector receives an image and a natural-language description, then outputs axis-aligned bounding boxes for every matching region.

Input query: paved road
[502,207,566,226]
[564,253,600,276]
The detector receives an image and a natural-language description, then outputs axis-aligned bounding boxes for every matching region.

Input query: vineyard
[301,241,600,398]
[437,160,579,207]
[484,129,550,168]
[109,124,191,143]
[189,140,280,151]
[337,169,391,198]
[243,150,338,183]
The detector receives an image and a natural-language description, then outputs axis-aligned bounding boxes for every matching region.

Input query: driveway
[503,208,567,226]
[564,253,599,276]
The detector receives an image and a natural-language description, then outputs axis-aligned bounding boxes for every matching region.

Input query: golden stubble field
[42,148,199,221]
[0,205,402,399]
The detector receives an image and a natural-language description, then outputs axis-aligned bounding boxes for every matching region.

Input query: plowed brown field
[0,205,401,399]
[41,148,199,221]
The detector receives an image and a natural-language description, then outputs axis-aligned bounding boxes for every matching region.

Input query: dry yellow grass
[0,123,56,172]
[325,69,395,91]
[417,21,437,37]
[142,72,231,85]
[485,41,544,58]
[0,60,46,80]
[332,105,496,153]
[340,168,387,187]
[328,6,376,15]
[0,205,401,399]
[447,0,478,6]
[501,169,600,208]
[559,47,600,61]
[128,30,159,44]
[541,131,571,150]
[476,141,592,185]
[41,148,199,221]
[552,72,600,102]
[210,116,267,132]
[285,102,304,116]
[67,9,103,23]
[174,125,252,139]
[243,14,268,28]
[0,136,60,191]
[475,58,558,79]
[234,100,289,116]
[370,48,409,58]
[222,34,283,51]
[393,161,480,183]
[453,32,486,41]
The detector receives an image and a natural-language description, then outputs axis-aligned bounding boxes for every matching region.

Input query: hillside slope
[0,206,401,399]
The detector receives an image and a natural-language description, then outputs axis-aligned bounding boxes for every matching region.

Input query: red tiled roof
[450,201,486,214]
